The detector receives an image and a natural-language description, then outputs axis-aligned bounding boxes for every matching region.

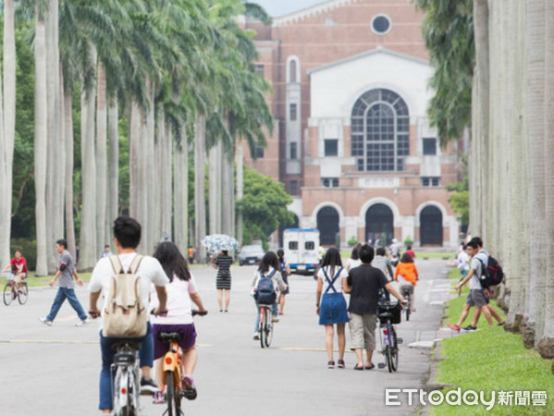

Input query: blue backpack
[257,269,277,305]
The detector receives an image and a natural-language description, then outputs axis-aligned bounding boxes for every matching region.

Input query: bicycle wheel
[166,371,175,416]
[405,295,411,322]
[390,326,399,372]
[264,308,273,348]
[113,368,129,416]
[3,283,13,306]
[259,307,265,349]
[17,283,28,305]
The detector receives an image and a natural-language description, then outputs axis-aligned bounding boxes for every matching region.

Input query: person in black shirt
[214,250,233,312]
[343,244,407,370]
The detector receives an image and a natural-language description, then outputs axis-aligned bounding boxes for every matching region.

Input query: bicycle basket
[377,302,402,325]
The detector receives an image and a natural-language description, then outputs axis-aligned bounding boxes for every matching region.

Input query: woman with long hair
[394,252,419,312]
[345,246,361,272]
[251,251,287,340]
[315,247,349,369]
[151,242,207,403]
[277,249,291,315]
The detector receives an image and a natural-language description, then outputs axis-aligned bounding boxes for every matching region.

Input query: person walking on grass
[343,245,407,371]
[39,239,89,327]
[214,250,233,312]
[448,238,504,332]
[316,248,349,369]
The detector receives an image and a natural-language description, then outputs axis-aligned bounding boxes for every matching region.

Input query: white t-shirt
[469,250,488,290]
[345,258,362,271]
[457,251,470,271]
[150,274,198,325]
[88,253,169,329]
[317,266,348,294]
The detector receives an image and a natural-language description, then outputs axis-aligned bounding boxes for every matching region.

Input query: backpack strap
[129,255,144,275]
[323,267,343,294]
[109,255,124,275]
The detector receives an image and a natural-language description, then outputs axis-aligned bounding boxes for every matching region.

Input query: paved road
[0,258,450,416]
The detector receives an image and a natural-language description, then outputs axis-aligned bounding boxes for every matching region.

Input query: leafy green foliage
[447,178,469,225]
[414,0,474,145]
[236,166,294,248]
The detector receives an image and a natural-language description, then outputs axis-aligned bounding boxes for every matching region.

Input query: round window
[372,15,391,35]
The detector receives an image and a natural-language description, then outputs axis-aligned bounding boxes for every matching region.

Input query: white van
[284,228,320,274]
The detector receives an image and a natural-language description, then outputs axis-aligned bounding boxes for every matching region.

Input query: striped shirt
[215,255,233,277]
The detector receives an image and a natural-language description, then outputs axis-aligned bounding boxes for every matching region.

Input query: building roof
[273,0,362,27]
[307,46,429,76]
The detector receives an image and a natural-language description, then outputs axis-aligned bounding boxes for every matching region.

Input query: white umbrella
[201,234,239,252]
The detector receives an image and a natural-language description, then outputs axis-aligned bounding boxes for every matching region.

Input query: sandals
[365,363,375,370]
[353,364,364,371]
[337,359,345,369]
[327,361,335,369]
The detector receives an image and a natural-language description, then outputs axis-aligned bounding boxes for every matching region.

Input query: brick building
[244,0,463,247]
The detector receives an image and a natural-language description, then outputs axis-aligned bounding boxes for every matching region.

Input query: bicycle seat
[111,341,141,352]
[158,332,182,344]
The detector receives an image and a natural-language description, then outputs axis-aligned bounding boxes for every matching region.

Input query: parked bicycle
[377,300,403,373]
[158,309,207,416]
[3,273,28,306]
[257,303,274,348]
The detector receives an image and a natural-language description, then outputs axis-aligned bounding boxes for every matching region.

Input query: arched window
[289,60,297,83]
[420,206,443,246]
[365,203,394,245]
[317,206,339,245]
[351,89,409,171]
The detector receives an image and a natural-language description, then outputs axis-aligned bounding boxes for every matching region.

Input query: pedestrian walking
[214,250,233,312]
[277,249,291,315]
[100,244,112,258]
[345,246,362,272]
[342,245,407,370]
[39,239,90,327]
[316,248,349,369]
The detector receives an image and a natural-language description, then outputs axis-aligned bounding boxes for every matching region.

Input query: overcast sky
[253,0,324,17]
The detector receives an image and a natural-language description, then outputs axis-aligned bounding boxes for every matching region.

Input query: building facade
[244,0,463,247]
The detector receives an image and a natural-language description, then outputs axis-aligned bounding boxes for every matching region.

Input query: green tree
[236,166,293,249]
[446,179,469,227]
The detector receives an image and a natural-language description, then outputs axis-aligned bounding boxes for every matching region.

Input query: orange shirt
[394,262,419,286]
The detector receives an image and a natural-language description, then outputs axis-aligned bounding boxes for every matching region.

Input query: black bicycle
[401,287,412,322]
[377,301,403,373]
[258,303,274,348]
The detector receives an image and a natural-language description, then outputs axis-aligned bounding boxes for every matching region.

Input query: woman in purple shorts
[150,242,207,403]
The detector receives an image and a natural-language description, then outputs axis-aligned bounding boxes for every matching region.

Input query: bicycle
[377,301,403,373]
[257,303,274,348]
[158,309,207,416]
[401,286,412,322]
[111,340,141,416]
[3,273,28,306]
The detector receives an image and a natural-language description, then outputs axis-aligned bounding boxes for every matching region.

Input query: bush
[403,236,414,246]
[347,236,358,247]
[10,238,37,271]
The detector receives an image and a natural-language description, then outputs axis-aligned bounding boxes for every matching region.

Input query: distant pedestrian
[457,244,470,294]
[345,246,361,272]
[316,248,349,369]
[214,250,233,312]
[277,249,291,315]
[405,245,415,259]
[394,253,419,312]
[343,245,407,370]
[39,239,89,327]
[100,245,112,258]
[188,246,196,264]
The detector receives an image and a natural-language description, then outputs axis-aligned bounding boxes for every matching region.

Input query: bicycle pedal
[396,338,403,344]
[378,363,386,369]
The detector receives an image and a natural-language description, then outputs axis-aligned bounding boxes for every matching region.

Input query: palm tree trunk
[160,117,172,238]
[195,114,207,261]
[221,150,233,236]
[64,92,76,260]
[173,132,188,253]
[236,142,244,244]
[108,101,119,241]
[146,81,156,250]
[34,6,48,276]
[0,0,15,267]
[209,144,219,235]
[78,45,98,271]
[96,62,108,256]
[129,99,140,218]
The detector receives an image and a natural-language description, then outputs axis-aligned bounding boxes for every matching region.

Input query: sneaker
[75,317,91,327]
[182,375,197,400]
[462,325,477,332]
[498,322,506,326]
[39,317,53,326]
[327,361,335,369]
[152,391,165,405]
[337,359,345,369]
[447,324,460,332]
[140,377,159,395]
[253,332,260,340]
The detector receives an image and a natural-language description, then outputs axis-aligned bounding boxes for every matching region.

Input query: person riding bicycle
[88,216,169,414]
[251,252,287,340]
[150,242,207,404]
[393,253,418,312]
[2,250,28,292]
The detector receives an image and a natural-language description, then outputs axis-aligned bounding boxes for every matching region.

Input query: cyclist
[251,252,287,340]
[88,216,169,414]
[2,250,28,292]
[394,253,419,312]
[151,242,207,403]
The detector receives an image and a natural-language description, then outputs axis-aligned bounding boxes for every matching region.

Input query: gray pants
[349,313,377,350]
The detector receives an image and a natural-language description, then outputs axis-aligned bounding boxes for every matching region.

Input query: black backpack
[477,255,504,288]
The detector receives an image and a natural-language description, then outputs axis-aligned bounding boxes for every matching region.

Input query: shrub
[347,236,358,247]
[404,236,414,246]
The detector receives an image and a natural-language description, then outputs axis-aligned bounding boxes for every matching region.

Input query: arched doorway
[317,206,340,245]
[292,214,300,229]
[420,206,443,246]
[365,204,394,245]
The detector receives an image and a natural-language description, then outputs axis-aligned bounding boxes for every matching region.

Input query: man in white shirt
[89,216,169,414]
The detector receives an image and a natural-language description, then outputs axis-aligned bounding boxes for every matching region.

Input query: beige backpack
[103,255,147,338]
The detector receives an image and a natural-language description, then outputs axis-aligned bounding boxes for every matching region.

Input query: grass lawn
[0,272,92,288]
[433,271,554,414]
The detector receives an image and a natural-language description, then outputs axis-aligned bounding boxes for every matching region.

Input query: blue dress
[319,267,349,325]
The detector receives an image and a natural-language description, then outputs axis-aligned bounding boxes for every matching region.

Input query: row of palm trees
[470,0,554,358]
[0,0,273,275]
